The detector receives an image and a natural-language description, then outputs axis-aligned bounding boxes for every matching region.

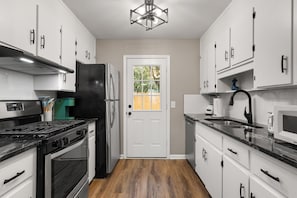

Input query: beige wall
[96,39,200,155]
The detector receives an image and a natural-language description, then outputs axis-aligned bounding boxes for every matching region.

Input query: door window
[133,65,161,111]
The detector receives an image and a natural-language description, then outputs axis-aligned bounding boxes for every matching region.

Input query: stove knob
[52,140,61,148]
[76,130,86,136]
[63,137,69,145]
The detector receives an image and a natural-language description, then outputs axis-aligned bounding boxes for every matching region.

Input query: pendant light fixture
[130,0,168,31]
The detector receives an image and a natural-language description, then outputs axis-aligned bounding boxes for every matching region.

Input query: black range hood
[0,45,74,75]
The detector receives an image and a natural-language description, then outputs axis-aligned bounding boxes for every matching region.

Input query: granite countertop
[0,138,41,162]
[185,113,297,169]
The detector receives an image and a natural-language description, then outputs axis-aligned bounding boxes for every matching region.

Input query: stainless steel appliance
[0,100,88,198]
[274,105,297,145]
[58,63,120,178]
[185,116,196,170]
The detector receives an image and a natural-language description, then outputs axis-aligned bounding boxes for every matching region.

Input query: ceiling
[62,0,232,39]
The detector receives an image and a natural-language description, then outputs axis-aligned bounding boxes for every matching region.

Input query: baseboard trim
[119,154,186,159]
[169,154,186,159]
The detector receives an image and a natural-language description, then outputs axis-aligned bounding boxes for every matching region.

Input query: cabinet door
[250,175,286,198]
[60,3,77,91]
[223,156,249,198]
[254,0,292,87]
[215,7,231,72]
[88,135,96,182]
[1,178,34,198]
[0,0,37,55]
[199,32,216,93]
[37,0,62,64]
[75,24,90,64]
[230,0,254,66]
[196,135,222,198]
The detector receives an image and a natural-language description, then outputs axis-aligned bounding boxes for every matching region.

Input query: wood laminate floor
[88,159,210,198]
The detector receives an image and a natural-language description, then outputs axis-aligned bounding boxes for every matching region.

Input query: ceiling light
[130,0,168,31]
[19,57,34,64]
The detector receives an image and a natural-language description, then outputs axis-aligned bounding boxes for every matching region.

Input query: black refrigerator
[71,62,120,178]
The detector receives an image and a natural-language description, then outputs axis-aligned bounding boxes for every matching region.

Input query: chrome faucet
[229,89,253,124]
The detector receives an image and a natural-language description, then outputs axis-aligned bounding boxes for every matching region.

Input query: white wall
[0,68,37,100]
[219,88,297,125]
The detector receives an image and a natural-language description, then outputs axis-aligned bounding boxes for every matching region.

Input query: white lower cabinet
[1,178,33,198]
[88,121,96,183]
[195,122,297,198]
[196,135,222,198]
[250,175,287,198]
[0,148,36,198]
[223,156,249,198]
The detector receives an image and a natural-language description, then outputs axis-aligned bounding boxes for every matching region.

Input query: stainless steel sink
[205,118,263,129]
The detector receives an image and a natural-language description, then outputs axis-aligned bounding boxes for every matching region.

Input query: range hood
[0,45,74,75]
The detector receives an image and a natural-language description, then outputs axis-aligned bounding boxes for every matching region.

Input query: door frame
[123,55,170,158]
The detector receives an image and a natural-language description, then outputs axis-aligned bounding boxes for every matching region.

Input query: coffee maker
[54,98,75,120]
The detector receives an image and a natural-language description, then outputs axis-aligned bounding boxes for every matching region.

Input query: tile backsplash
[0,68,37,100]
[219,88,297,125]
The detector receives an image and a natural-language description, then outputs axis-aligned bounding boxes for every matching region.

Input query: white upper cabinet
[229,0,254,67]
[37,0,62,65]
[215,7,231,72]
[200,29,216,94]
[75,23,96,64]
[0,0,37,55]
[253,0,292,88]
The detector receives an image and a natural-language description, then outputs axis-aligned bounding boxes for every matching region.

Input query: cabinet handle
[250,193,256,198]
[224,50,228,61]
[63,73,66,82]
[3,170,25,184]
[41,35,46,49]
[85,50,88,59]
[227,148,238,155]
[231,47,234,58]
[260,168,280,182]
[30,29,35,44]
[281,55,288,73]
[239,183,245,198]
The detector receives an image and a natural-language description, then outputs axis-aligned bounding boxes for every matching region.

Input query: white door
[126,57,168,158]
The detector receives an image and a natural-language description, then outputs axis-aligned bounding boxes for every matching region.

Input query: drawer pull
[3,170,25,184]
[227,148,238,155]
[260,168,280,182]
[250,192,256,198]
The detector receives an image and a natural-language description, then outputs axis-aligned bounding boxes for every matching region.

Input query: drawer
[88,121,96,137]
[196,123,222,150]
[223,137,249,169]
[251,151,297,197]
[0,148,36,196]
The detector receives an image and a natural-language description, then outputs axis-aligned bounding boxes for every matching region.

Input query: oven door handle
[50,136,86,159]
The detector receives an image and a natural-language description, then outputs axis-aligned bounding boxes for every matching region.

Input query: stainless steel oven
[45,135,88,198]
[0,100,89,198]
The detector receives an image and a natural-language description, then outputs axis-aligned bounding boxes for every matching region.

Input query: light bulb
[153,17,159,24]
[155,9,162,16]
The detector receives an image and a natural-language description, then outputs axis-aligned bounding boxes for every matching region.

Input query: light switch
[171,101,176,108]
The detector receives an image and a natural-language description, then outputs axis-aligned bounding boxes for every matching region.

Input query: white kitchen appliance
[274,105,297,145]
[213,98,223,117]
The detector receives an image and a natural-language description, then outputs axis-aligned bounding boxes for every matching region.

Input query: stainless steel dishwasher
[185,116,196,170]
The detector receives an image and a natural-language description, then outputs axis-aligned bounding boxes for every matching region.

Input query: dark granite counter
[0,138,41,162]
[185,114,297,169]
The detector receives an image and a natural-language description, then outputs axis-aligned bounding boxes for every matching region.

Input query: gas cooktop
[0,120,86,138]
